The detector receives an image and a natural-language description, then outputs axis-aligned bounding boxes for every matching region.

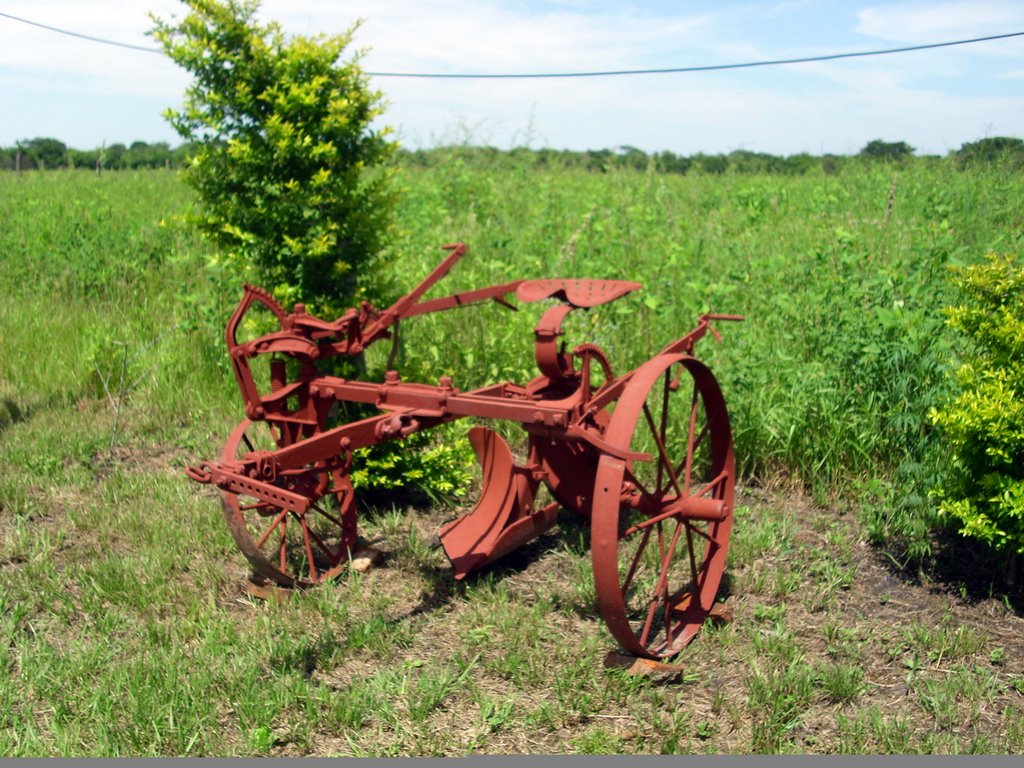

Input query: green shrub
[153,0,474,503]
[151,0,396,316]
[931,254,1024,556]
[350,425,475,507]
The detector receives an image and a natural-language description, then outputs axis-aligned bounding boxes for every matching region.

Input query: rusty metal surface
[516,279,641,308]
[590,354,735,658]
[186,242,740,659]
[438,426,540,578]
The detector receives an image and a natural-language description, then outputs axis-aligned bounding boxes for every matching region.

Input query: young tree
[955,136,1024,168]
[153,2,469,504]
[858,139,915,162]
[151,0,396,314]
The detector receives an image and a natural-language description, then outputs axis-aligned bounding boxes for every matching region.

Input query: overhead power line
[0,10,159,53]
[0,10,1021,78]
[369,31,1024,78]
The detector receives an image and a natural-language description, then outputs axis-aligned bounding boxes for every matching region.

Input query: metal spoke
[655,519,686,604]
[624,498,681,536]
[675,422,709,480]
[305,523,339,564]
[657,520,667,586]
[643,403,683,498]
[639,592,660,648]
[692,421,710,454]
[660,368,671,444]
[684,520,716,544]
[664,520,686,645]
[683,383,700,495]
[310,502,345,530]
[685,523,699,588]
[657,369,671,491]
[621,526,652,597]
[692,470,728,499]
[255,508,289,549]
[298,514,320,584]
[640,519,685,647]
[279,518,287,572]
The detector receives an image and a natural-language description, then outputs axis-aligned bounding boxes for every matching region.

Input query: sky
[0,0,1022,156]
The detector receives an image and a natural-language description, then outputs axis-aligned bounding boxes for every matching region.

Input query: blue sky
[0,0,1022,155]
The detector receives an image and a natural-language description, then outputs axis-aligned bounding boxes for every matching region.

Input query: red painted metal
[590,355,735,658]
[437,426,559,579]
[515,279,641,308]
[186,242,740,659]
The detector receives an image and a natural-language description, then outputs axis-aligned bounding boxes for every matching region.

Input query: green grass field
[1,159,1023,755]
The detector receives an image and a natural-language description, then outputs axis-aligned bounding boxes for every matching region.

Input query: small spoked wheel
[219,419,358,587]
[591,354,734,659]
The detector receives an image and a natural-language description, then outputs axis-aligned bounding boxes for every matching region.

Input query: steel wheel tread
[591,354,734,659]
[219,418,357,587]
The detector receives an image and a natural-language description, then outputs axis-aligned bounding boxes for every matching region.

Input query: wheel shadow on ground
[257,512,741,678]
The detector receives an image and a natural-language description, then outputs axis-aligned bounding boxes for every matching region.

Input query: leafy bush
[931,254,1024,557]
[350,426,475,507]
[153,0,476,504]
[151,0,396,316]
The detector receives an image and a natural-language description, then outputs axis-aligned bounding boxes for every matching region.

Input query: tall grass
[4,159,1019,552]
[0,170,233,437]
[382,155,1022,557]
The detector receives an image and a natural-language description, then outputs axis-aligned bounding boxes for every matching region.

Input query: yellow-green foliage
[151,0,396,316]
[349,427,475,505]
[149,1,470,501]
[931,254,1024,553]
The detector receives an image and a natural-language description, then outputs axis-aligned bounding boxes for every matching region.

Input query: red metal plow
[187,243,741,659]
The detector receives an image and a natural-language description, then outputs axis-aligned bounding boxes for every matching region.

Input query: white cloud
[0,1,187,96]
[264,0,723,74]
[0,1,726,97]
[856,1,1024,43]
[0,1,1021,152]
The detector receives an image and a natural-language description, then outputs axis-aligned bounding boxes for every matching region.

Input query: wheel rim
[591,354,734,659]
[219,419,358,587]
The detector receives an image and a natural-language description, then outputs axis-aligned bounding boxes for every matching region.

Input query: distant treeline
[0,138,194,171]
[3,135,1022,174]
[400,137,1024,174]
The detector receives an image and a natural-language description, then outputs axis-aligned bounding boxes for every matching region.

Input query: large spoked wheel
[591,354,734,659]
[219,419,358,587]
